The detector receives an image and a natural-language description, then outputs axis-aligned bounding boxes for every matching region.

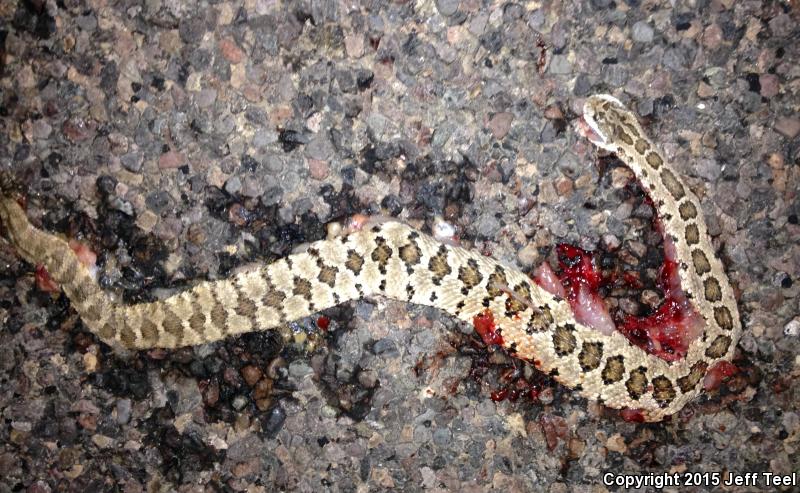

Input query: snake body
[0,96,741,421]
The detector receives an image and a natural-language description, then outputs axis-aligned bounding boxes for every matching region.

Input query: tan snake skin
[0,95,741,421]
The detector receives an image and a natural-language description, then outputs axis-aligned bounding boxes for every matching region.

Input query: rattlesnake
[0,95,741,422]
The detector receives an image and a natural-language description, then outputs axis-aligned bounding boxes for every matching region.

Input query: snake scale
[0,95,741,422]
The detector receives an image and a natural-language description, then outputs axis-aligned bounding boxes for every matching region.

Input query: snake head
[582,94,629,152]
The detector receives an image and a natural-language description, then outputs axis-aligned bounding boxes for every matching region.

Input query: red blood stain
[620,408,646,423]
[488,368,548,403]
[554,244,616,335]
[552,243,701,362]
[68,239,97,268]
[556,244,603,296]
[617,255,702,362]
[35,265,59,293]
[703,361,738,391]
[528,383,542,401]
[490,388,508,402]
[620,271,642,289]
[35,241,97,293]
[316,315,330,331]
[473,309,504,346]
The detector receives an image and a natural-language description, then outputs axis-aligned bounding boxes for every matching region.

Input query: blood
[620,272,642,289]
[468,311,552,405]
[556,244,603,292]
[35,265,60,293]
[703,361,738,391]
[620,408,646,423]
[551,244,616,335]
[527,383,542,401]
[486,363,549,403]
[68,239,97,268]
[490,388,508,401]
[616,261,699,361]
[548,241,702,362]
[472,309,504,347]
[35,241,98,293]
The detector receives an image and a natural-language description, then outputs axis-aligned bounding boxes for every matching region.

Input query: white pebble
[326,222,343,240]
[432,217,457,243]
[784,317,800,337]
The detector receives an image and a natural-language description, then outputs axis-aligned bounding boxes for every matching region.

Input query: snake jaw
[578,117,608,149]
[582,94,626,152]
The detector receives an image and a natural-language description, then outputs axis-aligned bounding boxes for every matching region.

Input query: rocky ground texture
[0,0,798,491]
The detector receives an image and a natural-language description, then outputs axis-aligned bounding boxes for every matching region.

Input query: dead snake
[0,95,741,421]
